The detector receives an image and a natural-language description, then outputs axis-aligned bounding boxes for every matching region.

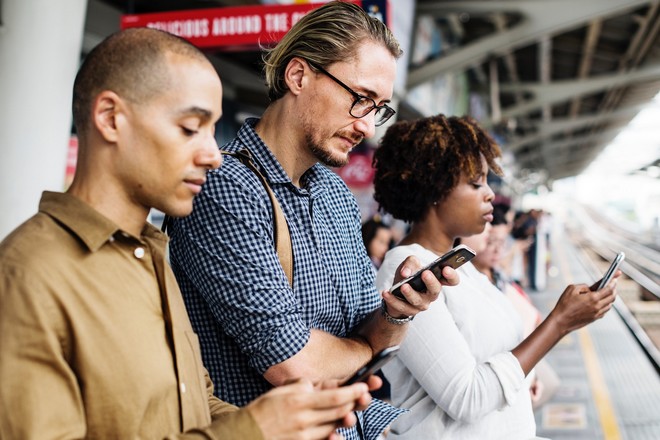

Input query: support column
[0,0,87,239]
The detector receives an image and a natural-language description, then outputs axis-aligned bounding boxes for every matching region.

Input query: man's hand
[317,375,381,412]
[245,379,371,440]
[381,255,460,319]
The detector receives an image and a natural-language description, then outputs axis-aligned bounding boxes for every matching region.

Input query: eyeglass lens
[351,99,395,126]
[310,61,395,126]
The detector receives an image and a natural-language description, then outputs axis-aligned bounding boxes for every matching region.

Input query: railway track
[564,202,660,374]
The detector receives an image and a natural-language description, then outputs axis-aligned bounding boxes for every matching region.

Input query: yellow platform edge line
[556,238,622,440]
[578,329,621,439]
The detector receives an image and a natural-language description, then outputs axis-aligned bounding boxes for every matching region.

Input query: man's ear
[92,90,124,143]
[283,57,308,97]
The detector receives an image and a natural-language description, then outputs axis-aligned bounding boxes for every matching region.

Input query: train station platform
[530,225,660,440]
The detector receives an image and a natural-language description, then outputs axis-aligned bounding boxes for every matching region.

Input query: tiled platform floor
[531,232,660,440]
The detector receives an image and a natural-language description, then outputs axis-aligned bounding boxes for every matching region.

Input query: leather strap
[222,149,294,288]
[160,149,294,288]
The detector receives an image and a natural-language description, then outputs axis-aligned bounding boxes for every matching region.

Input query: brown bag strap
[161,149,294,288]
[221,149,294,288]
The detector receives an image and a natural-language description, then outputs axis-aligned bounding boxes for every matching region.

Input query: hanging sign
[121,1,389,51]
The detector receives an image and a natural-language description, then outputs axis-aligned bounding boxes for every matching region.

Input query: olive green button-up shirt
[0,191,264,439]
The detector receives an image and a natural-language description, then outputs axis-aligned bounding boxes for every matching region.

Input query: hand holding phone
[597,252,625,290]
[390,244,476,302]
[341,346,400,386]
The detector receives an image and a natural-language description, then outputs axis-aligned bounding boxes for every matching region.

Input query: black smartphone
[390,244,476,302]
[597,252,625,290]
[342,346,400,386]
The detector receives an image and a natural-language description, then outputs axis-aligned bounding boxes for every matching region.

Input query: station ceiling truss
[91,0,660,183]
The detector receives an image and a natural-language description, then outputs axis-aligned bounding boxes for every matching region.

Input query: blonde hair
[262,1,402,102]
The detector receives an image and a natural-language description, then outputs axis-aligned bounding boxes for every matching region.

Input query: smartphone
[342,346,400,386]
[597,252,625,290]
[390,244,476,302]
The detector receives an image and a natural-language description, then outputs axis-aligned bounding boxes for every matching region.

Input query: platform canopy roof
[91,0,660,184]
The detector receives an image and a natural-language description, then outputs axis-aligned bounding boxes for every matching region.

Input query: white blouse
[376,244,537,440]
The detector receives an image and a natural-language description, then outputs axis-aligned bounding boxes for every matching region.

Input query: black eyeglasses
[309,62,396,127]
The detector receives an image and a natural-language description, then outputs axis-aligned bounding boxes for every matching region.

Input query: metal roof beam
[506,103,646,151]
[517,127,622,162]
[498,63,660,120]
[569,19,603,117]
[408,0,656,88]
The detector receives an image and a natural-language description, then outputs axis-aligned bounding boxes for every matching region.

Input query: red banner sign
[65,136,78,189]
[121,1,388,51]
[335,152,375,189]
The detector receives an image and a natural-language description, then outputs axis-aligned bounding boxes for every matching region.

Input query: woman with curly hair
[372,114,618,439]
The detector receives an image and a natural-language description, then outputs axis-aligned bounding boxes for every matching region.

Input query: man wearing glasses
[168,3,455,439]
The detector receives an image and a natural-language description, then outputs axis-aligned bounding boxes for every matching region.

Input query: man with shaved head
[0,27,376,439]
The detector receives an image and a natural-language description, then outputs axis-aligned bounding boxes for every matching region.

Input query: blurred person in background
[362,216,394,272]
[494,205,535,292]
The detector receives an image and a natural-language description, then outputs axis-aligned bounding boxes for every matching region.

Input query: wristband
[380,299,414,325]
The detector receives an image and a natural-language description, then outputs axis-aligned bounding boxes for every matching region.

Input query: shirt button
[180,382,186,394]
[134,247,145,259]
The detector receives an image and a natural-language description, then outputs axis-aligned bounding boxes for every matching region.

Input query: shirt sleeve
[404,310,525,422]
[180,409,265,439]
[169,161,310,373]
[0,265,87,439]
[378,251,527,423]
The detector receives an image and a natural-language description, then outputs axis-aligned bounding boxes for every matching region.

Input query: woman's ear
[283,57,308,97]
[92,90,123,143]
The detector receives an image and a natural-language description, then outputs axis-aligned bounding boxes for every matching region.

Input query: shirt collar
[236,118,292,186]
[39,191,167,252]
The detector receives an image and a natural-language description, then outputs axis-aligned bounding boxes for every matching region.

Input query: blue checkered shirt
[169,118,404,439]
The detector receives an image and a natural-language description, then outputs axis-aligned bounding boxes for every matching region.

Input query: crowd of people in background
[0,2,619,440]
[363,206,555,294]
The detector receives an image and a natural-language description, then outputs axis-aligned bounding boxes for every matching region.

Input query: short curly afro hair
[373,114,502,223]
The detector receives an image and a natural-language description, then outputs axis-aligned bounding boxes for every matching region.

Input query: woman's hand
[382,256,460,319]
[550,273,619,334]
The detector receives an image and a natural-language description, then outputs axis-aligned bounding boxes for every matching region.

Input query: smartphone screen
[597,252,625,290]
[390,244,476,302]
[342,346,400,386]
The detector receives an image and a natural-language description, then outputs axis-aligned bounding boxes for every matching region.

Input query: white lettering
[212,15,261,36]
[264,13,289,33]
[291,12,307,26]
[145,19,209,38]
